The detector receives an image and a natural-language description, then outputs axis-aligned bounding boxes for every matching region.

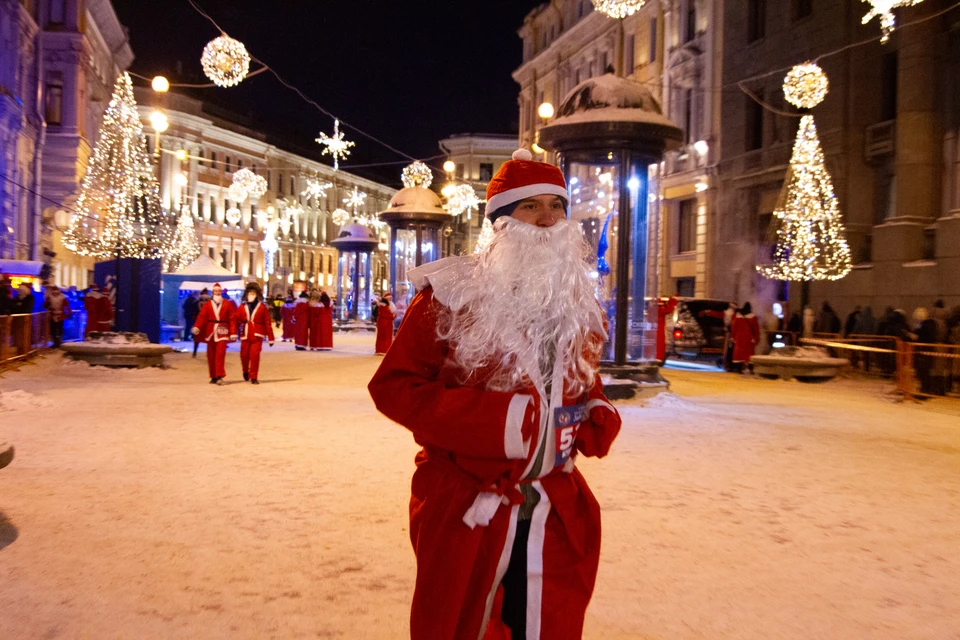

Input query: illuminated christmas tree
[63,73,174,261]
[163,206,201,273]
[757,64,851,282]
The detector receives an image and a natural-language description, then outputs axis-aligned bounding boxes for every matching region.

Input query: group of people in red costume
[280,290,335,352]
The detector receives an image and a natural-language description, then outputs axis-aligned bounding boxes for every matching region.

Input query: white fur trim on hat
[512,148,533,161]
[486,183,570,219]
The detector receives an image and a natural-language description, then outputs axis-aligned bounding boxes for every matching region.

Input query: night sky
[111,0,541,185]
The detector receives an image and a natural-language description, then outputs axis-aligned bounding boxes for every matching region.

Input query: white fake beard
[213,294,223,303]
[438,216,603,395]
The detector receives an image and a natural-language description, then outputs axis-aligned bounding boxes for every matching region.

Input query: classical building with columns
[512,0,719,300]
[0,0,132,281]
[131,88,395,297]
[716,0,960,316]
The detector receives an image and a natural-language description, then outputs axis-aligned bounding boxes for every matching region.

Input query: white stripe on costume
[477,504,519,640]
[526,480,551,640]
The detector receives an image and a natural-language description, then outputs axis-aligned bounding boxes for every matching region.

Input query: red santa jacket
[193,298,237,342]
[235,300,275,342]
[369,259,621,639]
[731,312,760,363]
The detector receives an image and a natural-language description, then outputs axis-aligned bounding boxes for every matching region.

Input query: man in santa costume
[369,149,621,640]
[293,291,310,351]
[373,292,396,355]
[83,284,113,337]
[191,283,237,385]
[280,295,296,342]
[234,282,275,384]
[315,290,334,350]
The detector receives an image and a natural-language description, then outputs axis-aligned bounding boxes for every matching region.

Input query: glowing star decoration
[343,187,367,214]
[331,208,351,226]
[232,168,267,199]
[301,177,332,201]
[401,161,433,189]
[592,0,646,19]
[756,115,852,282]
[862,0,924,43]
[444,184,480,218]
[225,207,242,226]
[63,73,174,260]
[227,183,248,204]
[315,119,355,171]
[783,62,829,109]
[201,35,251,87]
[474,218,495,254]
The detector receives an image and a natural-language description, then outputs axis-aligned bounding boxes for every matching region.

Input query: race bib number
[554,404,588,467]
[216,325,230,337]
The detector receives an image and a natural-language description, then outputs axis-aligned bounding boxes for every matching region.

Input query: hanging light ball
[783,62,829,109]
[401,161,434,189]
[232,168,268,199]
[225,207,242,226]
[592,0,647,19]
[228,183,248,204]
[201,35,251,88]
[331,208,351,226]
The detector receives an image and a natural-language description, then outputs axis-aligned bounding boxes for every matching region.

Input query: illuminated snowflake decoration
[227,182,248,204]
[444,184,481,217]
[862,0,924,43]
[301,177,332,201]
[401,161,434,189]
[315,119,355,171]
[592,0,647,19]
[232,168,268,199]
[225,207,242,226]
[331,208,351,226]
[783,62,829,109]
[201,35,251,88]
[343,187,367,214]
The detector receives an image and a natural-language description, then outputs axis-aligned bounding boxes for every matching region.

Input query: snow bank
[0,390,52,412]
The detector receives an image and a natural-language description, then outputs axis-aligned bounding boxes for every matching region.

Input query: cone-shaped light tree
[163,205,201,273]
[63,73,175,260]
[758,63,852,282]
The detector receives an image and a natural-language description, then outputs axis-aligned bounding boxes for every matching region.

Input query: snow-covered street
[1,334,959,639]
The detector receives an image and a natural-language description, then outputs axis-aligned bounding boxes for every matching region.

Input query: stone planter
[751,346,849,382]
[61,332,173,368]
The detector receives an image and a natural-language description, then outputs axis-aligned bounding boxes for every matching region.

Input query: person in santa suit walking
[655,295,679,364]
[293,291,310,351]
[191,283,237,385]
[373,292,396,355]
[315,290,334,350]
[730,301,760,374]
[280,295,296,342]
[308,290,325,351]
[234,282,274,384]
[83,284,113,337]
[369,149,621,640]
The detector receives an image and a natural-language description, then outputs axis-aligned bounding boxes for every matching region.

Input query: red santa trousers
[205,340,228,379]
[240,339,263,380]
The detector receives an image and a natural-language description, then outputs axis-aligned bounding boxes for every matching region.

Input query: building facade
[438,132,515,255]
[0,0,132,280]
[717,0,960,316]
[513,0,720,300]
[132,88,395,297]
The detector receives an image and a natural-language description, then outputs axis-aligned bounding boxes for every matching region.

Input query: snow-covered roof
[173,254,237,277]
[0,259,44,277]
[385,187,446,215]
[550,73,679,130]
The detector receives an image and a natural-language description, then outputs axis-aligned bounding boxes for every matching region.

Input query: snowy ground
[1,335,959,639]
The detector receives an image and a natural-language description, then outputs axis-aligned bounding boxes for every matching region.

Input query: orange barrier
[0,312,49,373]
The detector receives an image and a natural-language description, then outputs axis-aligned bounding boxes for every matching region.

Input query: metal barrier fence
[0,312,50,372]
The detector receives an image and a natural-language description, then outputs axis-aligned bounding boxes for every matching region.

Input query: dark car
[666,298,730,360]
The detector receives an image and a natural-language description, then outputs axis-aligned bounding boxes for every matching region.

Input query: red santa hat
[485,149,568,222]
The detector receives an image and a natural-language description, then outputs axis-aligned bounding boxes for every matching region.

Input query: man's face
[509,195,566,227]
[213,287,222,297]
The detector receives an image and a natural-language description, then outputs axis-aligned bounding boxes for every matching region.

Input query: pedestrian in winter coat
[374,292,396,355]
[816,302,842,334]
[191,283,237,385]
[0,275,13,315]
[192,289,211,357]
[234,283,274,384]
[369,150,621,640]
[731,302,760,372]
[293,291,310,351]
[43,285,71,347]
[853,306,877,336]
[280,297,296,342]
[182,292,200,341]
[843,306,862,337]
[14,284,35,314]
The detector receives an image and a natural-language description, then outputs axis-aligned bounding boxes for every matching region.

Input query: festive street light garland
[316,119,355,171]
[227,183,248,204]
[232,168,268,199]
[783,62,829,109]
[164,205,202,273]
[225,206,242,226]
[301,177,332,201]
[401,161,433,189]
[331,208,351,226]
[592,0,647,19]
[444,184,480,218]
[201,35,251,87]
[862,0,924,43]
